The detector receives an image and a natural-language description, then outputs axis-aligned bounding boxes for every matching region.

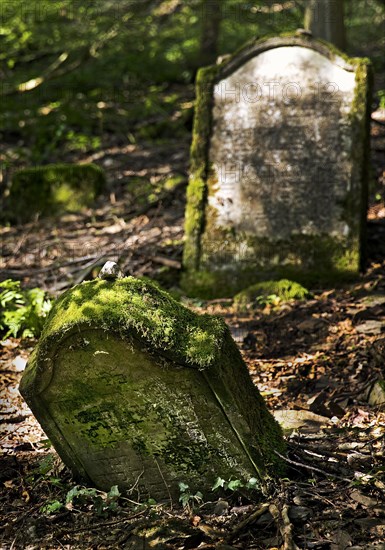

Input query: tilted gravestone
[183,34,372,298]
[20,277,285,500]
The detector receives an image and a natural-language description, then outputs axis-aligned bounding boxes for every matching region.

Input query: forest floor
[1,113,385,549]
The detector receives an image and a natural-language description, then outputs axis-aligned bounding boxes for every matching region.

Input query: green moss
[180,270,236,300]
[6,163,105,223]
[218,32,367,78]
[33,277,226,372]
[183,65,219,271]
[181,231,361,298]
[183,176,207,270]
[182,266,357,300]
[234,279,310,311]
[20,277,287,495]
[349,58,373,270]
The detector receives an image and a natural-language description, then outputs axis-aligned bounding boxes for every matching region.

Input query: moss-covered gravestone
[6,163,105,222]
[183,34,372,298]
[20,277,285,500]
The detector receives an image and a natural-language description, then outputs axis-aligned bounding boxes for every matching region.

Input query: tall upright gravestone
[20,277,285,500]
[183,34,372,297]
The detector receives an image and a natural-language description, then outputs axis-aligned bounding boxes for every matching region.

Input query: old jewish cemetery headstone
[20,276,285,500]
[183,34,372,297]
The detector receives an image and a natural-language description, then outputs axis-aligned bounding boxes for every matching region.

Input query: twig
[269,503,300,550]
[124,470,145,504]
[226,502,270,543]
[150,255,181,270]
[274,450,352,483]
[372,117,385,127]
[57,507,149,536]
[293,442,348,461]
[1,414,29,424]
[154,457,173,510]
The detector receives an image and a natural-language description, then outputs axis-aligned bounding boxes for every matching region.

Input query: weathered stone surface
[5,163,105,223]
[20,277,285,500]
[183,35,372,298]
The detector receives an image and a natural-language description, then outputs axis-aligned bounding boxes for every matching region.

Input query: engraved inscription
[208,46,356,239]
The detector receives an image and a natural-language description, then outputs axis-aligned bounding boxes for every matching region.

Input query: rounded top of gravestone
[21,277,228,396]
[295,28,313,38]
[214,33,361,80]
[98,261,123,280]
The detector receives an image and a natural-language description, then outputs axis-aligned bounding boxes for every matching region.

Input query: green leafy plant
[178,482,203,509]
[0,279,52,338]
[212,476,259,492]
[26,453,64,489]
[65,485,121,516]
[41,500,64,515]
[41,484,121,516]
[234,279,311,312]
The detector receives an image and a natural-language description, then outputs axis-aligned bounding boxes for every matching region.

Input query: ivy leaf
[41,500,63,514]
[107,485,120,501]
[212,477,225,491]
[227,479,242,491]
[178,482,189,492]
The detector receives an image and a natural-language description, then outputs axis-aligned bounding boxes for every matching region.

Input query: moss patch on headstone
[234,279,310,311]
[20,277,285,500]
[6,163,105,222]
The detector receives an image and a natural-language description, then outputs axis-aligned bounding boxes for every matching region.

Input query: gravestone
[183,34,372,298]
[20,276,285,500]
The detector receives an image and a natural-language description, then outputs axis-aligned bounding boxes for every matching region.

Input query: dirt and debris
[1,118,385,549]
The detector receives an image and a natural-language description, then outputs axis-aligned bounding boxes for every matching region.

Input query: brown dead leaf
[191,515,201,527]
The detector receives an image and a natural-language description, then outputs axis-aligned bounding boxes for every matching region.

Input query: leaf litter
[1,120,385,549]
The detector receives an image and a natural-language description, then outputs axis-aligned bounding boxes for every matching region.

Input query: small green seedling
[178,482,203,509]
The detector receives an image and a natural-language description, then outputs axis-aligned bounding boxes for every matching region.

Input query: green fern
[0,279,52,339]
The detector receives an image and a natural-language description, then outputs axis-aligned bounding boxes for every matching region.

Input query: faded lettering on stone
[208,46,355,240]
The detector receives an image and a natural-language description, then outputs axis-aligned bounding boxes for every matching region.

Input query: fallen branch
[57,508,149,537]
[269,503,299,550]
[226,502,270,543]
[274,450,352,483]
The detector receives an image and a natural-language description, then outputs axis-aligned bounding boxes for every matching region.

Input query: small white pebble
[98,261,123,280]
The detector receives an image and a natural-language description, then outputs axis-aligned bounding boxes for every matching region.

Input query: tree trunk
[305,0,346,51]
[200,0,222,67]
